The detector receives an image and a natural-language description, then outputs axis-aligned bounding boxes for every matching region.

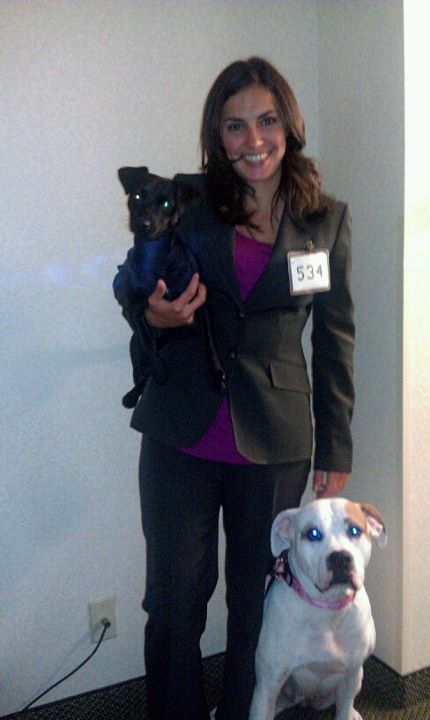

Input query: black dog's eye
[159,198,173,212]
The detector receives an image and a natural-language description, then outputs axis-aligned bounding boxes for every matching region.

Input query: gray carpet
[2,654,429,719]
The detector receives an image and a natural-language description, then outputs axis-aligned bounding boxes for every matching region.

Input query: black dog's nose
[327,551,353,585]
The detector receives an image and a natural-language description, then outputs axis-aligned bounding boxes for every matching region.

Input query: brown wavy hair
[200,57,327,228]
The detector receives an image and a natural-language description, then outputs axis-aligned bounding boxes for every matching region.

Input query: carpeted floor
[3,654,430,719]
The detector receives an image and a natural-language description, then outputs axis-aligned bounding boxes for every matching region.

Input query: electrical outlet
[88,596,117,643]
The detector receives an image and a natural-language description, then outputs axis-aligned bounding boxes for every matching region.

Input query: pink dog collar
[272,556,355,611]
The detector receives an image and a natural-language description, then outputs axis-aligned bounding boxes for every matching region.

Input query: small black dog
[118,166,224,407]
[118,166,200,300]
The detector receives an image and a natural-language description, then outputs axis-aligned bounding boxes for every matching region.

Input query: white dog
[249,497,387,720]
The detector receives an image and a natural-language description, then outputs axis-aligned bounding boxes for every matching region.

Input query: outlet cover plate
[88,597,117,643]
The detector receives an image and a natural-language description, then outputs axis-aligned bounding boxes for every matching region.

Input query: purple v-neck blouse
[181,230,273,464]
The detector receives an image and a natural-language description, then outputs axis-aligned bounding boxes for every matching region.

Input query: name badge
[288,249,331,296]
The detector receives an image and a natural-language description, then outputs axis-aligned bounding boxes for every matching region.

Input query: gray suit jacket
[114,175,354,470]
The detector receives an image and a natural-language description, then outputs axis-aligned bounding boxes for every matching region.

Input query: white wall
[0,1,319,714]
[3,1,427,712]
[403,0,430,675]
[317,0,405,671]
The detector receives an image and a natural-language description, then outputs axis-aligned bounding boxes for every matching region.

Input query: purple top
[181,230,273,464]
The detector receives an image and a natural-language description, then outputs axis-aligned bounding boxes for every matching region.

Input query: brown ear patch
[360,503,386,535]
[345,501,370,539]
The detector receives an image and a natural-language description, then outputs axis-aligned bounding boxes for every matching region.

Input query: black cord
[22,619,111,711]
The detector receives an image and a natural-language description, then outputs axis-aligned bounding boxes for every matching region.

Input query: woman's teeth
[243,152,269,163]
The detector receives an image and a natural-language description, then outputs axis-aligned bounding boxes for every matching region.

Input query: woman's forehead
[222,85,278,119]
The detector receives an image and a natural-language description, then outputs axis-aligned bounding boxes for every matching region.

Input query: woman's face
[220,84,286,193]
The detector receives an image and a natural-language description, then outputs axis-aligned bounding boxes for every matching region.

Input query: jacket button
[229,350,237,360]
[237,310,245,319]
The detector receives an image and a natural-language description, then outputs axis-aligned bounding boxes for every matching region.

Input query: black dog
[118,166,200,300]
[118,166,224,407]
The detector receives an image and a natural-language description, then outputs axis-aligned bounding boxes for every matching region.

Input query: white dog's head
[271,498,387,595]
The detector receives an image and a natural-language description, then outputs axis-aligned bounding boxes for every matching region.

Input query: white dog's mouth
[329,574,359,591]
[326,551,360,591]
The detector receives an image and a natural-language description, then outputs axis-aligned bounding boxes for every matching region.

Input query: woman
[114,57,354,720]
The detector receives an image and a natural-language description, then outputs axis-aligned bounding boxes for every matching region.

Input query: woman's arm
[311,204,355,489]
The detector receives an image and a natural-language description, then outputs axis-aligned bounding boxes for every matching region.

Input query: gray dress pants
[139,437,310,720]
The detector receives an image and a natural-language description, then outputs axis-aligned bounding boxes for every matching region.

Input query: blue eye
[348,525,362,539]
[306,528,323,542]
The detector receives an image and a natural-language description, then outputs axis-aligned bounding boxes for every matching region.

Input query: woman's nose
[246,124,263,146]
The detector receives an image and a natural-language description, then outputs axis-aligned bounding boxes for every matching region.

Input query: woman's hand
[144,273,207,328]
[313,470,350,499]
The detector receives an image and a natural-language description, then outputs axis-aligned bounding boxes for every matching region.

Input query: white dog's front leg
[249,678,283,720]
[334,666,363,720]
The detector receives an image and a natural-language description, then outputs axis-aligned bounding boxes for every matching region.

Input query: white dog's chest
[282,660,350,708]
[263,581,374,651]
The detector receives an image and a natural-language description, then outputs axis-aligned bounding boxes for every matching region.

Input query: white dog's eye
[348,525,362,539]
[305,528,323,542]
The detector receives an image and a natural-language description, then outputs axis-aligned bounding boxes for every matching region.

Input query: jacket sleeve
[311,204,355,472]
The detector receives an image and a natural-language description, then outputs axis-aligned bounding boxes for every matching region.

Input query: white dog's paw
[335,711,362,720]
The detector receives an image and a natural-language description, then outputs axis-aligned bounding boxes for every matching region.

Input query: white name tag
[288,249,331,295]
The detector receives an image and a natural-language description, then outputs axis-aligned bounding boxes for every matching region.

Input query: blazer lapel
[204,222,242,304]
[182,201,243,306]
[244,210,313,311]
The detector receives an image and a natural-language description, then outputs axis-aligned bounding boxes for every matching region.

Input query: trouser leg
[216,460,310,720]
[139,439,221,720]
[272,459,311,517]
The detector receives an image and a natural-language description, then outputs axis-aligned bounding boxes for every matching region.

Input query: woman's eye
[305,528,323,542]
[226,121,243,132]
[261,115,277,127]
[348,525,362,539]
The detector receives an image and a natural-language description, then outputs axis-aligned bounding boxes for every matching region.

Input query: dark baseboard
[2,653,429,719]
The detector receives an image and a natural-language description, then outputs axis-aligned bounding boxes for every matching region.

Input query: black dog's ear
[173,180,201,204]
[118,166,149,194]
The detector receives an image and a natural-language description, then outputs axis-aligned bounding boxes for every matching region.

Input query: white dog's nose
[327,551,353,585]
